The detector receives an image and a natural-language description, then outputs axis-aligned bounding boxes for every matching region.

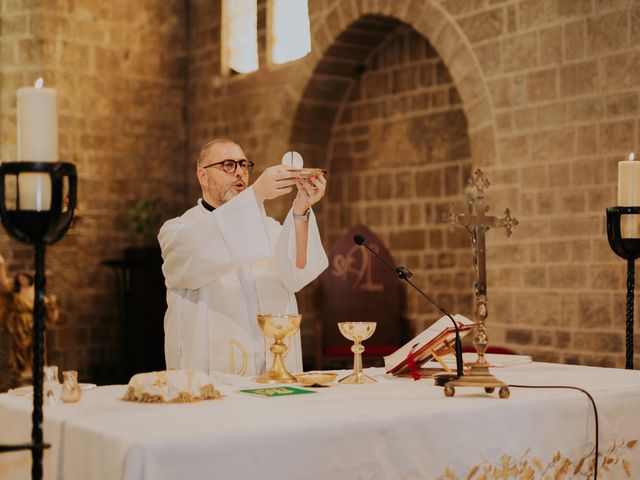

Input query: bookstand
[395,345,454,378]
[606,206,640,370]
[384,315,474,377]
[432,348,454,372]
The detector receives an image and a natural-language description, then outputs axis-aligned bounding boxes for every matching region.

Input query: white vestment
[158,187,328,376]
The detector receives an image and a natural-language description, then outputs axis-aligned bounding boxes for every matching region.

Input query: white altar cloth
[1,362,639,479]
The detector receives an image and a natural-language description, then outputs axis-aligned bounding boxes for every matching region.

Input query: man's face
[197,142,249,208]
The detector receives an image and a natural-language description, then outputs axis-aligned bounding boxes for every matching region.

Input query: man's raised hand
[252,165,300,203]
[292,175,326,215]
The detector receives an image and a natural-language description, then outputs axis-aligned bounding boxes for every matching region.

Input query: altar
[1,361,639,480]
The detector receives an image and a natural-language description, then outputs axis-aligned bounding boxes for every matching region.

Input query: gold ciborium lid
[255,313,301,384]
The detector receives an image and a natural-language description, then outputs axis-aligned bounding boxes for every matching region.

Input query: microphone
[353,234,464,385]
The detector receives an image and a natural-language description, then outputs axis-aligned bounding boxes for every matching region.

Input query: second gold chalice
[255,313,301,384]
[338,322,377,384]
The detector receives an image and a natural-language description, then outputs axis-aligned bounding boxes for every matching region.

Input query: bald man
[158,139,328,376]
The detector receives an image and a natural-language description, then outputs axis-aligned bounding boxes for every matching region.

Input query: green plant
[128,198,162,246]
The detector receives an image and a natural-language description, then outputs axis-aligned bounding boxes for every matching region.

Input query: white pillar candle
[618,152,640,237]
[16,78,58,211]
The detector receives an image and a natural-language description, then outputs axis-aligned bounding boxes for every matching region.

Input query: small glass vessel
[60,370,82,403]
[43,365,61,405]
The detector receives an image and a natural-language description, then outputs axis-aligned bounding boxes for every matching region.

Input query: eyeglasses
[201,159,254,174]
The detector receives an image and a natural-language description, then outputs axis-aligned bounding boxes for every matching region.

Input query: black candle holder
[0,161,77,480]
[606,206,640,370]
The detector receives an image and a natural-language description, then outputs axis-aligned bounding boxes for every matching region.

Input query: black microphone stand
[353,235,464,384]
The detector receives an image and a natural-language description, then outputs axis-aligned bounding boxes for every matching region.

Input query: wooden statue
[0,254,59,386]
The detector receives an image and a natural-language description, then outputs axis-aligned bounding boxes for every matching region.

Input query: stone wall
[452,0,638,367]
[324,26,474,331]
[0,0,187,389]
[188,0,640,368]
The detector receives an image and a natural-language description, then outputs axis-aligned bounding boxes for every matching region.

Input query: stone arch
[281,1,489,352]
[283,0,496,169]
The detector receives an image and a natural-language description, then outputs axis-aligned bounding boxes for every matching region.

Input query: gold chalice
[338,322,377,384]
[255,313,302,384]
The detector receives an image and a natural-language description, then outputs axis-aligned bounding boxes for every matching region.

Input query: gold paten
[255,313,301,384]
[287,168,327,178]
[442,169,517,399]
[337,322,377,384]
[295,371,337,386]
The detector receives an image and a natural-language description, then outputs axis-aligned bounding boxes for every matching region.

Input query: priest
[158,139,328,377]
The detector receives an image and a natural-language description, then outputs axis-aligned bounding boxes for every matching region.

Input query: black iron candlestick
[606,206,640,370]
[0,161,76,480]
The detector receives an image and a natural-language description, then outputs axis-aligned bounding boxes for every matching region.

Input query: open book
[384,314,475,375]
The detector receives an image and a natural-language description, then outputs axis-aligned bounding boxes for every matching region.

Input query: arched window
[270,0,311,65]
[222,0,258,74]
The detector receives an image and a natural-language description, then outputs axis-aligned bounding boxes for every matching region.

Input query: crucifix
[441,169,518,398]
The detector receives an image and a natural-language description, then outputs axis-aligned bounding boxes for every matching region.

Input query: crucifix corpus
[441,169,518,398]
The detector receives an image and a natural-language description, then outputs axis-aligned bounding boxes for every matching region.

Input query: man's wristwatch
[293,208,310,220]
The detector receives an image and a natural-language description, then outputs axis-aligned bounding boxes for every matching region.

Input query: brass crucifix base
[443,361,510,399]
